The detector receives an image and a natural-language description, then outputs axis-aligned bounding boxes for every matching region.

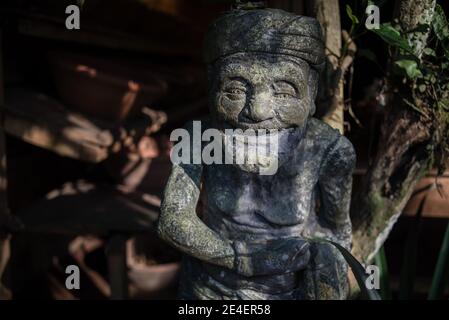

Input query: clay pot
[127,234,180,299]
[48,52,168,122]
[128,262,180,298]
[403,172,449,218]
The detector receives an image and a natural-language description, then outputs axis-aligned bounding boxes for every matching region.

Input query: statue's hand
[232,237,310,277]
[296,241,349,300]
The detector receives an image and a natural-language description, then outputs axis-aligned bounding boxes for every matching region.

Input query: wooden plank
[2,88,168,163]
[4,115,109,163]
[106,234,128,300]
[3,89,113,163]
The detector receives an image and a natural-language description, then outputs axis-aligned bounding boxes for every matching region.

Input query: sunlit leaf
[395,59,423,79]
[423,48,436,56]
[371,23,414,53]
[433,4,449,39]
[374,246,392,300]
[418,84,427,93]
[432,4,449,58]
[346,4,359,25]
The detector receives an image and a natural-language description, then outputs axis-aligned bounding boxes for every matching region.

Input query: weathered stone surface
[158,7,355,300]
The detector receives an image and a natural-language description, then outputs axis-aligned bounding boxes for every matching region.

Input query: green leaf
[395,59,423,79]
[374,246,392,300]
[428,221,449,299]
[346,4,359,25]
[433,4,449,39]
[423,48,436,56]
[324,241,381,300]
[432,4,449,58]
[371,23,414,53]
[418,84,427,93]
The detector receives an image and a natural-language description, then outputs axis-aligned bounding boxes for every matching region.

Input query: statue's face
[209,53,316,131]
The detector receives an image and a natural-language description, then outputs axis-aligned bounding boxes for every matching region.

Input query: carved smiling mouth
[223,118,278,131]
[239,114,275,125]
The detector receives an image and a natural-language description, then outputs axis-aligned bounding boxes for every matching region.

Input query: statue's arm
[157,161,235,269]
[317,135,356,249]
[298,136,355,300]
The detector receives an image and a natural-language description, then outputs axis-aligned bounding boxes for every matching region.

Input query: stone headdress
[203,8,325,71]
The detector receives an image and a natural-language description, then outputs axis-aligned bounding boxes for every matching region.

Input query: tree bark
[351,0,437,263]
[306,0,346,134]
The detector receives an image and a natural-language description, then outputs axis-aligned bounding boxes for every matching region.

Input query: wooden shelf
[2,88,166,163]
[3,88,113,162]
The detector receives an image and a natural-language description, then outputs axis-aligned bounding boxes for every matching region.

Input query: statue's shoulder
[304,117,341,149]
[305,118,356,169]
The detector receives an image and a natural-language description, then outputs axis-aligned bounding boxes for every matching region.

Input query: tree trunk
[351,0,437,263]
[306,0,345,134]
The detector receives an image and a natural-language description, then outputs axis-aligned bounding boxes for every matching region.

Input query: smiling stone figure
[158,5,356,300]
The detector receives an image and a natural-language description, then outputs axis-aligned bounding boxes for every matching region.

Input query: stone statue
[157,5,356,300]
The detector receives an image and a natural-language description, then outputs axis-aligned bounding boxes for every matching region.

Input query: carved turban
[203,8,325,69]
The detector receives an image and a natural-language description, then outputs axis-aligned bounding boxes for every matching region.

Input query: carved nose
[241,92,274,123]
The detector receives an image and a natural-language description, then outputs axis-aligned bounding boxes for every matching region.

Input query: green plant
[369,4,449,174]
[374,246,392,300]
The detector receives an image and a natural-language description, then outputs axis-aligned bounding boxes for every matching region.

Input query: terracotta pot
[129,262,180,295]
[127,234,180,298]
[48,52,169,122]
[403,172,449,218]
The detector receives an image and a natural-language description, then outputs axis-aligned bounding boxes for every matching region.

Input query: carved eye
[223,80,247,100]
[275,93,293,99]
[273,81,297,99]
[224,87,246,101]
[227,88,246,95]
